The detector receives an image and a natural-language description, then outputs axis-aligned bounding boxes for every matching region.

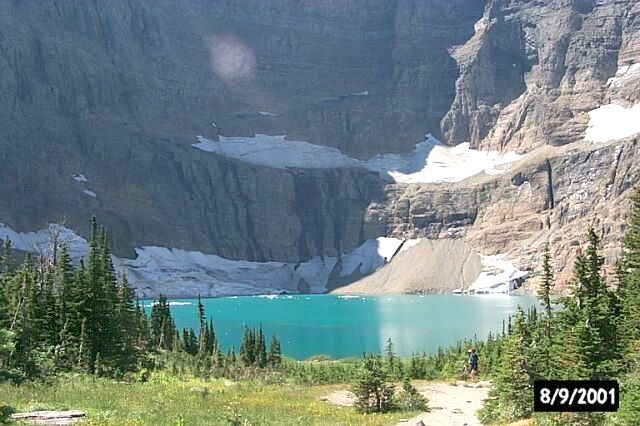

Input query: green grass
[0,372,418,425]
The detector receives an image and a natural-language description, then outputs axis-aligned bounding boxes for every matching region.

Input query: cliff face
[443,0,640,151]
[376,137,640,291]
[1,1,639,294]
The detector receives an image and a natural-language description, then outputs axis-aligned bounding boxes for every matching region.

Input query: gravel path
[321,381,491,426]
[400,382,490,425]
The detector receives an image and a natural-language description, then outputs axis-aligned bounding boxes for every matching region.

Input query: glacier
[193,133,522,184]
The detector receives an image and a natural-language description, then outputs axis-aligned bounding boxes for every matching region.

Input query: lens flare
[209,34,256,83]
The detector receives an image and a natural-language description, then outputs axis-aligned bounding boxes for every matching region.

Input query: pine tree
[550,230,620,380]
[41,270,59,347]
[254,324,267,368]
[239,326,255,366]
[1,238,12,277]
[352,353,396,413]
[0,239,11,325]
[150,295,175,350]
[535,243,555,378]
[196,295,209,357]
[618,189,640,370]
[538,243,554,320]
[267,334,281,367]
[479,307,533,423]
[384,338,398,379]
[115,274,139,373]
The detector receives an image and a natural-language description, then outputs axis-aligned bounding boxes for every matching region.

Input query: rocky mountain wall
[1,1,639,293]
[377,136,640,291]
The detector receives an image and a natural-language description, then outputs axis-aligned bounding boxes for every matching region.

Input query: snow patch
[193,134,521,183]
[193,135,361,169]
[339,237,418,277]
[606,63,640,88]
[82,190,97,198]
[585,102,640,143]
[469,254,528,293]
[0,223,89,259]
[71,174,88,182]
[364,135,522,183]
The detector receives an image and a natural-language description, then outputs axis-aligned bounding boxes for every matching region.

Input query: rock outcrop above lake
[0,1,639,295]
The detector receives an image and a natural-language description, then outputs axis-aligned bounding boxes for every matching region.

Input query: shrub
[395,377,428,412]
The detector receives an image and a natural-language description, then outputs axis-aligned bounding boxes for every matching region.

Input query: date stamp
[534,380,619,412]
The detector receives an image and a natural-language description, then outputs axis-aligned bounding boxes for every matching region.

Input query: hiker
[468,348,479,383]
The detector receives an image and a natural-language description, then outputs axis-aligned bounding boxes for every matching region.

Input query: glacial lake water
[145,294,538,360]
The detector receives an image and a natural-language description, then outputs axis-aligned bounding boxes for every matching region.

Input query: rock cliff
[1,0,639,295]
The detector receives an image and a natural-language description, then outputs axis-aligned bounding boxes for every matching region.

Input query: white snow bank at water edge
[193,134,522,183]
[0,223,89,259]
[0,222,425,297]
[585,102,640,143]
[122,237,419,297]
[468,254,528,294]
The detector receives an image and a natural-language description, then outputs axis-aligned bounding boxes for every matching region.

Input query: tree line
[479,190,640,425]
[0,217,281,382]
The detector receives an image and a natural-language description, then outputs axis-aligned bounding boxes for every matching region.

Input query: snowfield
[193,135,361,169]
[468,254,528,293]
[0,223,89,259]
[363,135,521,183]
[0,223,421,298]
[606,63,640,89]
[585,102,640,143]
[193,134,522,184]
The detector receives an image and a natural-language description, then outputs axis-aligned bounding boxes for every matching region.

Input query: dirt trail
[401,382,490,425]
[321,381,491,426]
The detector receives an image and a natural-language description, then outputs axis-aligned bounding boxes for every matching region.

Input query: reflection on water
[145,294,537,360]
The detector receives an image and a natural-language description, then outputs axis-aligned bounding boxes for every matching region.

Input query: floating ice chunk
[585,102,640,143]
[258,111,278,116]
[83,190,97,198]
[351,91,369,96]
[71,174,88,182]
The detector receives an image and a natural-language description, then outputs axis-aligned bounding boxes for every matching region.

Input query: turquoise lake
[145,294,538,360]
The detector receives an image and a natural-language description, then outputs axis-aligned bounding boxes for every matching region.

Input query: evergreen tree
[239,326,255,366]
[150,295,175,350]
[618,190,640,370]
[535,244,555,378]
[479,307,533,423]
[538,243,555,321]
[352,353,396,413]
[115,274,139,372]
[384,338,398,379]
[267,334,281,367]
[254,324,267,368]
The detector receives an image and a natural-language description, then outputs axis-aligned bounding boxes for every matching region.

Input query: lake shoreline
[144,294,539,360]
